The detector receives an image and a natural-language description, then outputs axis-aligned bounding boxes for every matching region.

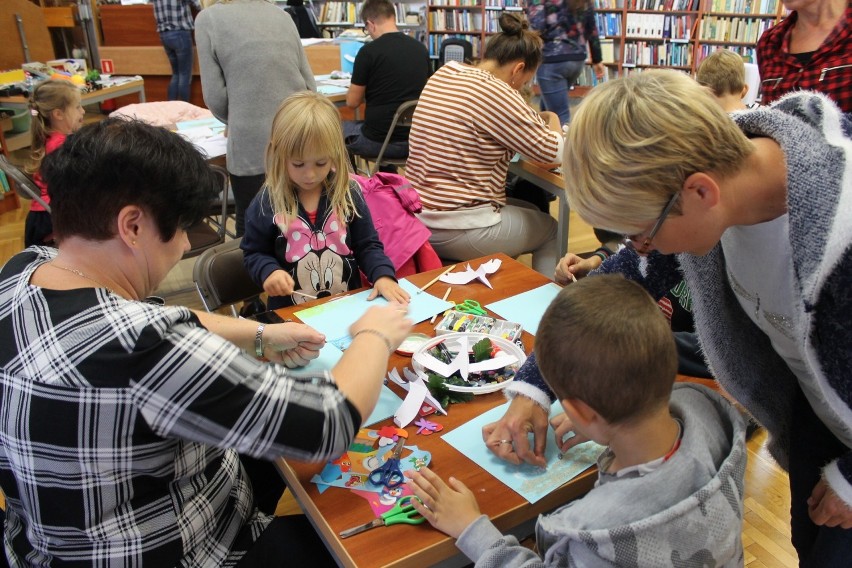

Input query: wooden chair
[193,237,262,316]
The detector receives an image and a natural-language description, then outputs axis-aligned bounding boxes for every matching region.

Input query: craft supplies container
[434,310,523,342]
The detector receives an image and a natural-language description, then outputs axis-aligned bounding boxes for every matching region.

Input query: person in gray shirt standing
[196,0,316,236]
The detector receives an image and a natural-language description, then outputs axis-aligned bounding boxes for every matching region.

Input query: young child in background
[241,91,409,310]
[409,275,747,566]
[696,49,749,112]
[24,80,84,247]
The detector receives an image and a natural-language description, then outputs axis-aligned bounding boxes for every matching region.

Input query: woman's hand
[593,62,606,80]
[349,302,412,353]
[262,322,326,368]
[367,276,410,304]
[408,467,481,539]
[482,396,550,468]
[808,478,852,528]
[263,270,295,297]
[554,253,602,284]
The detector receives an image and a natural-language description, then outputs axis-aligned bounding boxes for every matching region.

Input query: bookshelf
[425,0,524,60]
[313,1,426,38]
[574,0,783,90]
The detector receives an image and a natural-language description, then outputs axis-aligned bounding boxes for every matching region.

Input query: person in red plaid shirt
[757,0,851,113]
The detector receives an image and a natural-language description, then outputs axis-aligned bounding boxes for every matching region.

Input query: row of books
[623,40,693,66]
[428,0,479,6]
[625,0,699,10]
[429,9,483,32]
[625,13,696,40]
[319,1,360,23]
[699,15,774,42]
[573,65,621,87]
[595,12,622,36]
[593,0,625,8]
[426,33,482,56]
[706,0,778,14]
[695,43,756,64]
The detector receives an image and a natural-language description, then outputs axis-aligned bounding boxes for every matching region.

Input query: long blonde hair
[265,91,356,224]
[27,80,80,175]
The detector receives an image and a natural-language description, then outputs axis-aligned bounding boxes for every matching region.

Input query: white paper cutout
[438,259,502,289]
[387,368,447,416]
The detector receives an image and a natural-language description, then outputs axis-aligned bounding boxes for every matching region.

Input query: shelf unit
[573,0,783,90]
[313,1,426,38]
[425,0,524,60]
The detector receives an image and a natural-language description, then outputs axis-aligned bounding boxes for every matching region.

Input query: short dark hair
[536,274,678,425]
[42,118,219,243]
[483,12,542,71]
[360,0,395,23]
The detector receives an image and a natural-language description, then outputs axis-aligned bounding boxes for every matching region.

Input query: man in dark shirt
[344,0,430,166]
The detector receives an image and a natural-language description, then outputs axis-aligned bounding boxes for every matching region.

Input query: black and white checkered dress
[0,247,359,566]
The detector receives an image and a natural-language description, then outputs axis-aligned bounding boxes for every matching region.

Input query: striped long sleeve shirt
[406,62,562,226]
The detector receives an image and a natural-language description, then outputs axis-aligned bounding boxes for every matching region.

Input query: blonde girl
[25,79,84,247]
[240,91,409,310]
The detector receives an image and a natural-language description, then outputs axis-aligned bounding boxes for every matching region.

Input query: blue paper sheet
[485,283,562,336]
[294,279,453,346]
[441,401,602,504]
[293,344,402,426]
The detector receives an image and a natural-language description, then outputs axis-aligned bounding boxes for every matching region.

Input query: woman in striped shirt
[406,12,564,275]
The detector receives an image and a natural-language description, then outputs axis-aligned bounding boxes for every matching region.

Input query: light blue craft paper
[316,84,348,96]
[175,117,226,133]
[293,343,402,426]
[441,401,602,504]
[338,41,363,74]
[485,283,562,336]
[294,279,453,345]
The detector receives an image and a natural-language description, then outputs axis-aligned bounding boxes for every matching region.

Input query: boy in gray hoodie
[408,275,747,567]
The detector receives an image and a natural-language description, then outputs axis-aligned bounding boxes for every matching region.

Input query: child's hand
[263,270,296,297]
[554,253,601,285]
[367,276,410,304]
[407,467,481,539]
[551,413,591,454]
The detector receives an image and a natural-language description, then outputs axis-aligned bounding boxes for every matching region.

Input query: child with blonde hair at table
[696,49,748,112]
[24,79,85,247]
[408,275,747,566]
[241,91,409,310]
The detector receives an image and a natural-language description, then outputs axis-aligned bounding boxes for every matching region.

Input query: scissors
[368,438,405,489]
[454,299,486,316]
[339,496,425,538]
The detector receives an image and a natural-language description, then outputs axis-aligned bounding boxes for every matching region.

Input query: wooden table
[0,79,146,153]
[508,159,570,259]
[274,254,597,568]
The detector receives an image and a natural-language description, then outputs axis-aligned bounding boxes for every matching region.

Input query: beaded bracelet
[353,328,393,354]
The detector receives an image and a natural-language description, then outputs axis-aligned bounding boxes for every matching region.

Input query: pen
[416,265,457,295]
[430,287,451,324]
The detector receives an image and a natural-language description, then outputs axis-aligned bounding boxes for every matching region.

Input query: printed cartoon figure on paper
[312,426,431,493]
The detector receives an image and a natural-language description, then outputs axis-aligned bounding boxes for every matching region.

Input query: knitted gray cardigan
[508,91,852,502]
[195,0,316,176]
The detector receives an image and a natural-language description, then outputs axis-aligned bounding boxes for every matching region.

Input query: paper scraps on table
[412,335,519,381]
[387,367,447,428]
[311,426,431,494]
[414,418,443,435]
[438,258,502,289]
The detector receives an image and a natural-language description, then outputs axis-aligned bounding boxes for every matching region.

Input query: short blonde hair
[265,91,356,224]
[563,70,753,234]
[696,49,746,97]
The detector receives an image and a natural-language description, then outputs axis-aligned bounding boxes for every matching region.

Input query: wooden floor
[0,195,796,566]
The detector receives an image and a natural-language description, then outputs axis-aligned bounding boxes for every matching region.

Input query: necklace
[50,262,116,295]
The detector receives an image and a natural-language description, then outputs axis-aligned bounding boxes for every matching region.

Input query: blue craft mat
[441,401,602,504]
[294,279,453,344]
[485,283,562,336]
[293,344,402,426]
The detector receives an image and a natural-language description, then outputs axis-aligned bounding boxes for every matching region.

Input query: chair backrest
[371,99,418,174]
[193,237,263,315]
[440,38,473,67]
[0,154,50,212]
[183,164,230,259]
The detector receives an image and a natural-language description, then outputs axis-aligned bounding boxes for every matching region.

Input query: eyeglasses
[624,191,680,254]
